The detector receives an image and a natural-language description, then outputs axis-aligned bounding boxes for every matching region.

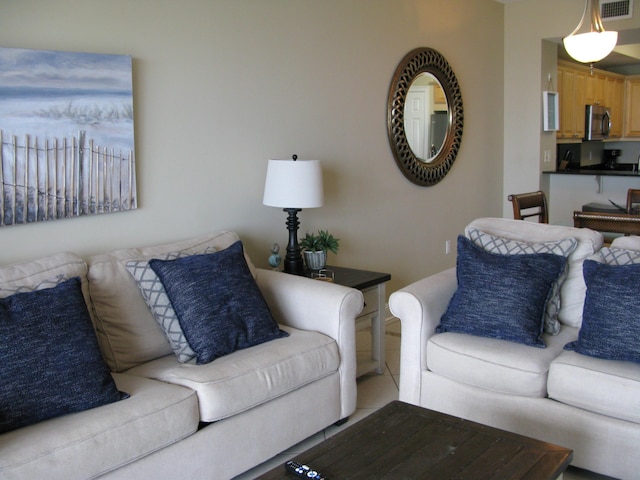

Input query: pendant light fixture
[563,0,618,64]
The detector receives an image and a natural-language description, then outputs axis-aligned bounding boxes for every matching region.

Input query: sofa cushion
[548,351,640,424]
[149,241,288,364]
[427,325,579,397]
[0,277,127,434]
[564,260,640,364]
[438,236,565,347]
[87,231,256,372]
[0,373,199,480]
[125,325,339,422]
[467,228,577,335]
[466,218,603,328]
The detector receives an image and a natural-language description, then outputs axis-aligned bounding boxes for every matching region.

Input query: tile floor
[234,320,615,480]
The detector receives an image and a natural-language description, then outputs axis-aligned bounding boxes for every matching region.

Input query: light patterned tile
[356,372,399,409]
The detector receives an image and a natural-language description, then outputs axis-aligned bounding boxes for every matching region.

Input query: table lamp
[263,155,323,274]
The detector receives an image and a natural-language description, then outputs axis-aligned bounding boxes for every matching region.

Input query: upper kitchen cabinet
[557,61,625,140]
[625,76,640,138]
[585,73,606,106]
[557,62,586,140]
[605,76,624,138]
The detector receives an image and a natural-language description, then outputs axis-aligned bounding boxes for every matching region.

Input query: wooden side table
[321,266,391,377]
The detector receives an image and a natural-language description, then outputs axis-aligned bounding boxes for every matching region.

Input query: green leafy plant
[299,229,340,254]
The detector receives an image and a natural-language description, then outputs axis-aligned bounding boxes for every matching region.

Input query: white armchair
[389,218,640,479]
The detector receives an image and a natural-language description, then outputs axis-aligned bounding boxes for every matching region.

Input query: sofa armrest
[389,267,457,405]
[255,268,364,419]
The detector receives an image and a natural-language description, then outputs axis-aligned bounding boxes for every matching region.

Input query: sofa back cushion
[466,218,603,328]
[87,231,256,372]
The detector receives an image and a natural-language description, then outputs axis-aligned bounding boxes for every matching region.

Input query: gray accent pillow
[467,228,577,335]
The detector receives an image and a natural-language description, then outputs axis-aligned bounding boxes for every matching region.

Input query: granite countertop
[546,164,640,176]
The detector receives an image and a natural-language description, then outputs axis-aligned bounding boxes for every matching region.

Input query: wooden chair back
[626,189,640,215]
[507,191,549,223]
[573,211,640,237]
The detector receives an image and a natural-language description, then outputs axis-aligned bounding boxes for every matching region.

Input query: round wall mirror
[387,48,463,186]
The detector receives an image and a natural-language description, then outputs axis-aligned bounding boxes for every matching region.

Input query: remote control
[284,460,326,479]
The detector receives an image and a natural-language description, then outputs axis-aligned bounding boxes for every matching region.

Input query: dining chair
[626,189,640,215]
[507,191,548,223]
[573,210,640,238]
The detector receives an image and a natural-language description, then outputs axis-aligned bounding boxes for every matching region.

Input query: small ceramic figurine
[268,243,282,270]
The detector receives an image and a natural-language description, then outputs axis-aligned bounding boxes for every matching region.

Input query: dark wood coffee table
[258,401,573,480]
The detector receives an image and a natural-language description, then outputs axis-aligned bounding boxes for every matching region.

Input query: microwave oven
[584,105,611,140]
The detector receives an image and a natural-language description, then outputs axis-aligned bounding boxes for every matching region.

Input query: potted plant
[299,229,340,270]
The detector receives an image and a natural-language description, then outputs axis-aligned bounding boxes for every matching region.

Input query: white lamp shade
[263,159,324,209]
[563,31,618,63]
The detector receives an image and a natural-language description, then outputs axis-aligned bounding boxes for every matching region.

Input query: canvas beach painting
[0,46,136,226]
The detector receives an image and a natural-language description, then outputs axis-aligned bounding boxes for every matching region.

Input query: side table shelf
[322,266,391,377]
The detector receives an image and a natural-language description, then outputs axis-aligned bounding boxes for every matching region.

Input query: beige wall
[0,0,504,294]
[503,0,640,218]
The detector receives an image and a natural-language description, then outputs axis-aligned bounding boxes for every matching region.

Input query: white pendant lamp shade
[563,30,618,63]
[263,159,323,209]
[563,0,618,64]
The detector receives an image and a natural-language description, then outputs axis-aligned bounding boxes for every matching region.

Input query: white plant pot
[303,250,327,270]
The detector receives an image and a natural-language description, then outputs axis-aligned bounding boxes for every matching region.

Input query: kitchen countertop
[545,164,640,176]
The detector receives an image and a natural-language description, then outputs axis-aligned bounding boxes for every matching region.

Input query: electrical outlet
[445,240,451,255]
[543,150,551,163]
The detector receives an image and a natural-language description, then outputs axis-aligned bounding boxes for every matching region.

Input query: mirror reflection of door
[404,73,448,162]
[405,86,428,159]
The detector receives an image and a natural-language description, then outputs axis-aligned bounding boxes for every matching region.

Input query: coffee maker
[604,149,621,169]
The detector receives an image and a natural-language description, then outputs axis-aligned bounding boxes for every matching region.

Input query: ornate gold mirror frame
[387,47,464,186]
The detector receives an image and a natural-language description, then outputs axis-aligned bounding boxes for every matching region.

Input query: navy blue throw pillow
[437,236,566,348]
[0,277,128,434]
[564,260,640,364]
[149,241,288,364]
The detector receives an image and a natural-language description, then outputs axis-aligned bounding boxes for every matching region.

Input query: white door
[404,87,429,159]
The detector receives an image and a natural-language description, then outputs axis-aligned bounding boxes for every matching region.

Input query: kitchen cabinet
[557,61,626,140]
[605,76,624,138]
[585,73,605,106]
[624,76,640,137]
[557,64,586,140]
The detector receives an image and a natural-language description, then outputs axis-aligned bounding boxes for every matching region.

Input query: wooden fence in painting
[0,130,136,226]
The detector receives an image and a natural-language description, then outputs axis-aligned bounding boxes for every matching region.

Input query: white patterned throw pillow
[126,247,217,363]
[0,274,67,298]
[591,247,640,265]
[467,228,578,335]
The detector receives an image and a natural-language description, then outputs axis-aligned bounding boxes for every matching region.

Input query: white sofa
[0,231,363,480]
[389,218,640,480]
